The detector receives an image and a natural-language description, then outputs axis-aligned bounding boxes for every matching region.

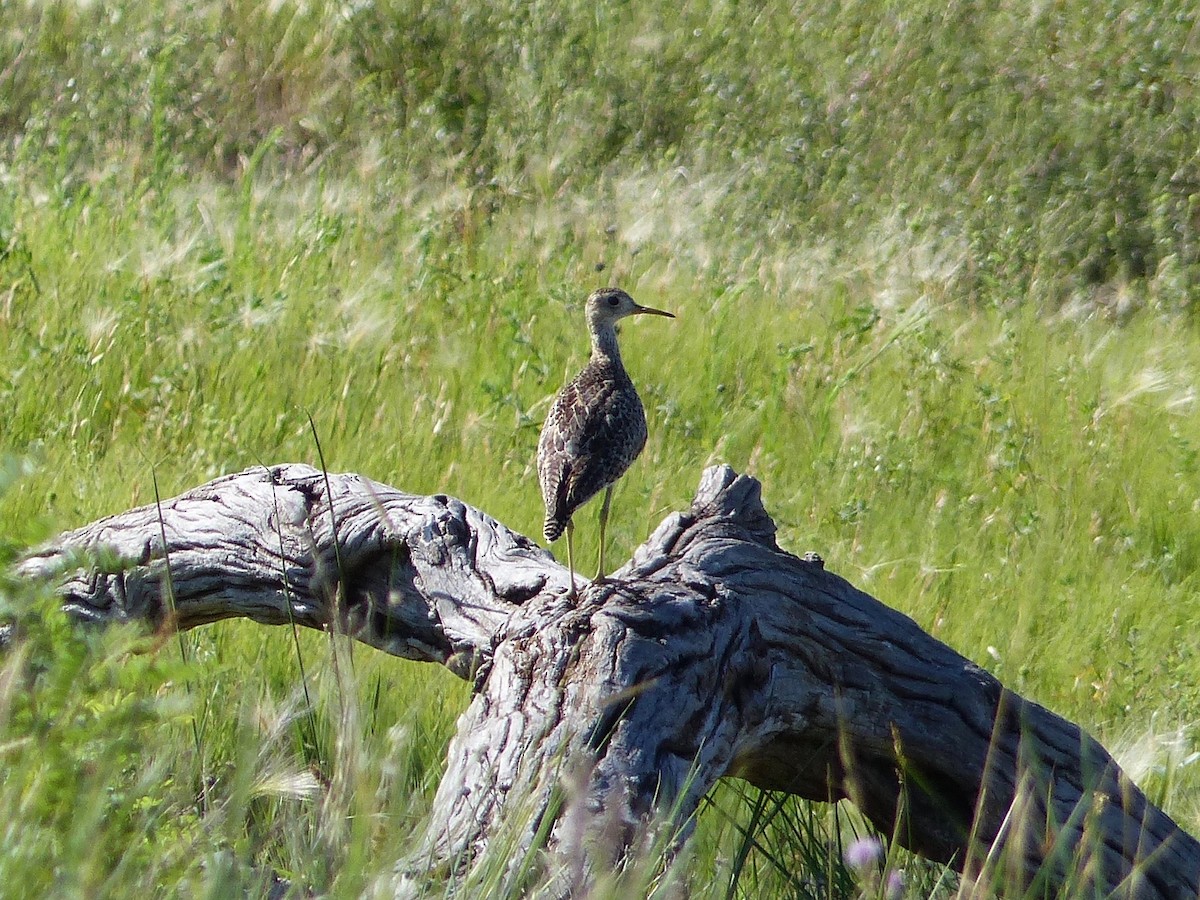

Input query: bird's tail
[544,515,567,543]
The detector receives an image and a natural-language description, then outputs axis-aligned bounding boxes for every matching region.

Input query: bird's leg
[565,521,577,599]
[596,484,614,580]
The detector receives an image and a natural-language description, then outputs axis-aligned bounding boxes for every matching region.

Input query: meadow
[3,0,1200,896]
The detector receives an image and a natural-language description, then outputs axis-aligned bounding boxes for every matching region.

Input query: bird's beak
[633,303,675,318]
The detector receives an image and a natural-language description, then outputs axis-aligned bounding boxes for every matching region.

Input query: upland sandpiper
[537,287,675,597]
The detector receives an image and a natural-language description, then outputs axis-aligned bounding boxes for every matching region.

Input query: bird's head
[585,287,674,330]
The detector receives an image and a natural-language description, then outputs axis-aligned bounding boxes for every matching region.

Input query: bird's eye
[607,296,620,307]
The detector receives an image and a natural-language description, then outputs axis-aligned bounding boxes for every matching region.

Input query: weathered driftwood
[17,463,1200,898]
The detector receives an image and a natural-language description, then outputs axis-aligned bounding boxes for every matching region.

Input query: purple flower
[885,868,905,899]
[843,836,884,872]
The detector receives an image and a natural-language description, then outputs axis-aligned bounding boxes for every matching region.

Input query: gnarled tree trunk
[17,464,1200,898]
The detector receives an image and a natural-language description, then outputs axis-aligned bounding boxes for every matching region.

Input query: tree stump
[16,464,1200,898]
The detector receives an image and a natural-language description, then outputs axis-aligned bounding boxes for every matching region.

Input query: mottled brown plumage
[537,287,674,595]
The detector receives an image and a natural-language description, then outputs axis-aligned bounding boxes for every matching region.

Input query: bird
[537,286,675,598]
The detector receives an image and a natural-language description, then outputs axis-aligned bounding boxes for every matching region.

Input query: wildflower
[843,836,884,872]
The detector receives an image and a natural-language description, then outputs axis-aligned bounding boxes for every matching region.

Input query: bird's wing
[538,367,649,529]
[561,381,647,514]
[537,379,583,528]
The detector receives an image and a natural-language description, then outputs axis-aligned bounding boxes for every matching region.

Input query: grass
[3,0,1200,896]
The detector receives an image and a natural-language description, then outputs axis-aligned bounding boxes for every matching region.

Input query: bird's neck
[589,322,622,366]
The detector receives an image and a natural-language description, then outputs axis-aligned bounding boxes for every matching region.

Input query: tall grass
[3,0,1200,896]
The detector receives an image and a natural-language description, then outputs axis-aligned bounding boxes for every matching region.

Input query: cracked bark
[16,463,1200,898]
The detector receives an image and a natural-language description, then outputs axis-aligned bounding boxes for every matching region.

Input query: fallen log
[16,463,1200,898]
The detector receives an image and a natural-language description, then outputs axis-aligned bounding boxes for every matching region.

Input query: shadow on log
[16,464,1200,898]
